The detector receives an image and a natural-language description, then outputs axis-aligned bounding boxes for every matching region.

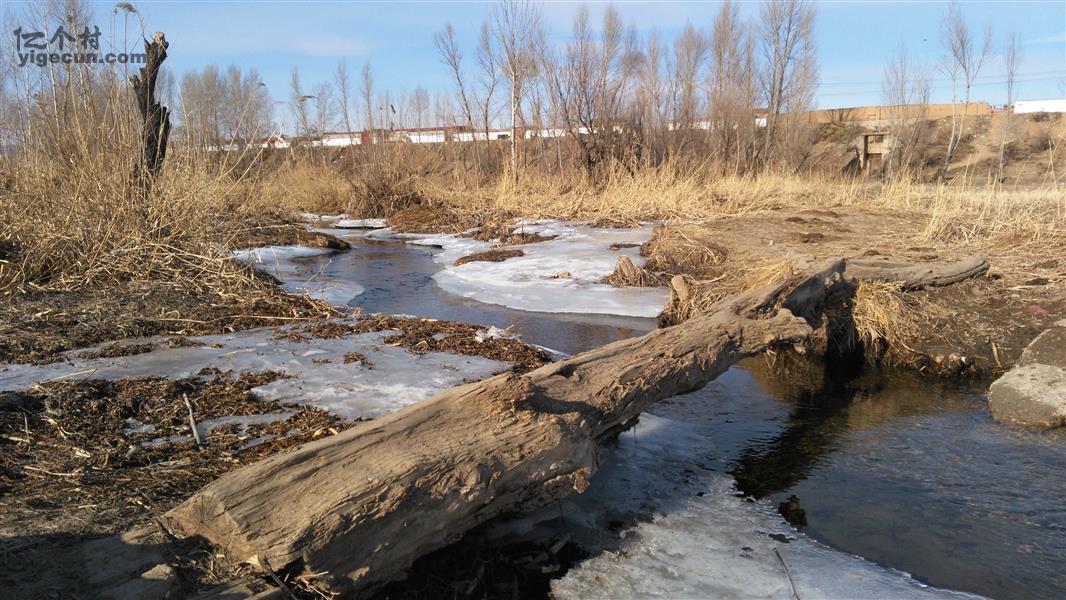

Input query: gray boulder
[988,319,1066,427]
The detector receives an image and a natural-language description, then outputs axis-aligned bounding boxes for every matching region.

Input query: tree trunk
[844,253,989,290]
[510,84,518,185]
[165,261,845,594]
[130,32,171,199]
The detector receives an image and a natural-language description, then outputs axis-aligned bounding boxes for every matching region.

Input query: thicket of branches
[167,0,823,181]
[429,0,822,178]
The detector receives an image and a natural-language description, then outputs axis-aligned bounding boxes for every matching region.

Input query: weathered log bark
[165,261,846,594]
[845,253,989,290]
[130,32,171,197]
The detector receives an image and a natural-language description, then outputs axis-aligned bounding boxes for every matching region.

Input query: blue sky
[7,1,1066,127]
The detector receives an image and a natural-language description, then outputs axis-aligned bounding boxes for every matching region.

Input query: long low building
[209,100,1063,152]
[1014,99,1066,114]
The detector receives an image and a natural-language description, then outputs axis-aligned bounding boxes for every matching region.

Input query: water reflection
[671,357,1066,600]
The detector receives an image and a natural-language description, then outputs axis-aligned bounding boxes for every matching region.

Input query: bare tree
[541,5,639,173]
[410,86,430,133]
[757,0,817,167]
[312,81,335,137]
[360,61,374,135]
[709,0,758,171]
[434,23,477,133]
[435,22,482,174]
[671,22,707,141]
[938,2,992,180]
[882,42,932,178]
[179,65,269,148]
[997,30,1022,180]
[289,67,311,138]
[476,22,501,140]
[335,59,356,145]
[486,0,544,183]
[634,30,668,165]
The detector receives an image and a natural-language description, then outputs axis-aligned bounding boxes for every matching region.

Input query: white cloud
[1027,33,1066,45]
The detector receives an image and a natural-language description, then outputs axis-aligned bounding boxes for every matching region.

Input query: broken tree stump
[602,255,665,287]
[130,32,171,198]
[164,261,846,594]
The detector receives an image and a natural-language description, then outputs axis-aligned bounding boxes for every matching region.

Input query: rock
[989,364,1066,427]
[989,319,1066,428]
[1017,324,1066,369]
[777,494,808,527]
[104,563,179,599]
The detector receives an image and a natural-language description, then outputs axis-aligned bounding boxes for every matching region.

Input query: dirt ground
[636,205,1064,376]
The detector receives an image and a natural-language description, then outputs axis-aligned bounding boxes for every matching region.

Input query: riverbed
[303,230,1066,600]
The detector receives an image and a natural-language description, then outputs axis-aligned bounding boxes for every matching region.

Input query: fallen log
[844,253,989,290]
[164,261,845,594]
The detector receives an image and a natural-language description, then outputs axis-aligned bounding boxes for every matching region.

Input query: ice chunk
[474,325,517,343]
[374,222,670,318]
[433,222,669,318]
[194,412,295,440]
[232,245,365,305]
[334,218,387,229]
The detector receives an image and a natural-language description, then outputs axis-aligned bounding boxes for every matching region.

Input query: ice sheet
[544,414,980,599]
[334,218,387,229]
[0,325,511,420]
[368,222,669,318]
[194,412,295,440]
[231,245,365,305]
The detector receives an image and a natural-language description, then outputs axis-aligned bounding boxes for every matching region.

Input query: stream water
[305,237,1066,600]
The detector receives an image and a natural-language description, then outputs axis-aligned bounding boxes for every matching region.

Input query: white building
[1014,99,1066,114]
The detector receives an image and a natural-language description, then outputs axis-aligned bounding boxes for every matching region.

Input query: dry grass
[658,257,798,326]
[602,256,666,288]
[257,164,356,215]
[851,281,932,352]
[640,224,729,277]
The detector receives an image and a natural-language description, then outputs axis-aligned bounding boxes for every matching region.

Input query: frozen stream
[289,229,1066,600]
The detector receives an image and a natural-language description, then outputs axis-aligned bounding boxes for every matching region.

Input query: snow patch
[367,222,669,318]
[0,325,512,420]
[474,325,517,343]
[194,412,295,440]
[334,218,387,229]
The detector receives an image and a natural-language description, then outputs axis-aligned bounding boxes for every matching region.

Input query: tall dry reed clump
[0,7,294,307]
[0,97,263,299]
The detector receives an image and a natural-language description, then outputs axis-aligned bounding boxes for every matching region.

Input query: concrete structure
[804,102,994,124]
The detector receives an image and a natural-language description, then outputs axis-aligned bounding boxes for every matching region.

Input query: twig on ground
[775,547,800,600]
[183,394,202,447]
